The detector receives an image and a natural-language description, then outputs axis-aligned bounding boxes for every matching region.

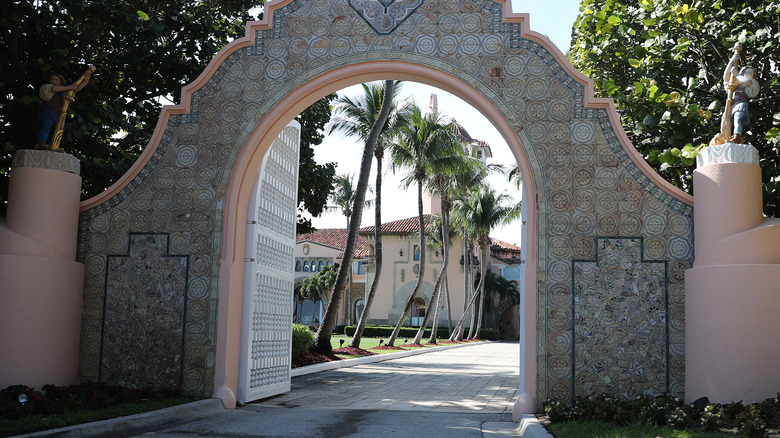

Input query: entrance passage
[256,342,519,413]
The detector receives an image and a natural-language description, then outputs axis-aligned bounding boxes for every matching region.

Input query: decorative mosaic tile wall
[77,0,693,400]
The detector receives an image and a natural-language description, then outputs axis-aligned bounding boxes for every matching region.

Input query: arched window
[303,261,310,272]
[413,245,420,261]
[414,297,426,318]
[319,261,325,271]
[310,260,317,272]
[295,261,301,271]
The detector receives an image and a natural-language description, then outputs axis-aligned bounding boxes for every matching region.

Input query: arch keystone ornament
[348,0,425,35]
[75,0,693,415]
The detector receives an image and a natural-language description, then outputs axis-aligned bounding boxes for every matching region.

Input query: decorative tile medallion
[348,0,424,35]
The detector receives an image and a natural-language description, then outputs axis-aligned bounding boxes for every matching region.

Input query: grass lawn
[548,421,741,438]
[0,397,203,438]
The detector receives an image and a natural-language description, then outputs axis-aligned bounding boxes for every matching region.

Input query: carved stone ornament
[697,142,759,167]
[11,149,81,175]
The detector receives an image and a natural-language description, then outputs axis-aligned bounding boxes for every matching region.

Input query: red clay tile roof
[296,228,370,259]
[359,214,436,235]
[490,237,522,265]
[490,238,521,251]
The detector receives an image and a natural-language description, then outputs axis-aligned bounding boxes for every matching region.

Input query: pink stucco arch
[76,0,695,413]
[215,60,544,409]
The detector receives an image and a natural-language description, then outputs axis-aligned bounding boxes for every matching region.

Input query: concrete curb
[291,341,488,377]
[16,398,225,438]
[515,414,554,438]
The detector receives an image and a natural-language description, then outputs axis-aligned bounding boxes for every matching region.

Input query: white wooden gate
[239,121,301,403]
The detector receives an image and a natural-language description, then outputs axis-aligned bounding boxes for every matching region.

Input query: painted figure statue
[711,43,759,145]
[37,65,95,151]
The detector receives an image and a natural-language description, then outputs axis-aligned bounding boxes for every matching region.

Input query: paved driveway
[256,341,519,413]
[131,342,521,437]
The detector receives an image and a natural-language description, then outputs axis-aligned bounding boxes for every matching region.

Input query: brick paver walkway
[252,342,519,414]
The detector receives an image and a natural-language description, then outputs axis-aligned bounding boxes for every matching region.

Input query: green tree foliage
[299,263,339,307]
[1,1,336,225]
[296,94,338,234]
[569,0,780,214]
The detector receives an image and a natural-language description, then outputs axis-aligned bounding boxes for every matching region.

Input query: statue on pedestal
[710,43,759,146]
[36,65,95,152]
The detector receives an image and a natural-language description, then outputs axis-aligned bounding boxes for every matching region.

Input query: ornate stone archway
[77,0,693,412]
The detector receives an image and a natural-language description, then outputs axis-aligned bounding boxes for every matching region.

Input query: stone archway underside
[77,0,693,404]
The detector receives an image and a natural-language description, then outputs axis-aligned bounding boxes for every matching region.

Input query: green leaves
[569,0,780,211]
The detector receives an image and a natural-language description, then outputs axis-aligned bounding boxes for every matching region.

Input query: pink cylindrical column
[0,150,84,389]
[6,164,82,259]
[692,163,763,265]
[686,143,780,404]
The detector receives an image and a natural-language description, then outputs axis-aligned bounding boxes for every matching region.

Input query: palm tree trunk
[387,177,426,346]
[416,197,451,344]
[349,145,384,348]
[314,80,396,353]
[468,248,487,339]
[449,280,480,341]
[445,276,452,337]
[472,240,489,339]
[428,280,443,344]
[412,264,443,344]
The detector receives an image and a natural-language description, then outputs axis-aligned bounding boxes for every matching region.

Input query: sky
[306,1,583,246]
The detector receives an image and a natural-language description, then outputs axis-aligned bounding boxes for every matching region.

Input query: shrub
[476,328,500,340]
[0,383,184,419]
[291,324,314,360]
[701,403,723,431]
[542,392,780,435]
[737,403,768,438]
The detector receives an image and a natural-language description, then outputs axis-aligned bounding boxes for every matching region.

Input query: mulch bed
[291,351,340,368]
[398,343,426,348]
[333,346,376,356]
[370,345,405,351]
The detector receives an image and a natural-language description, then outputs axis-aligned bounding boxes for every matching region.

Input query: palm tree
[411,146,481,345]
[506,164,523,221]
[328,173,366,228]
[327,173,373,326]
[450,185,517,339]
[385,105,465,346]
[328,81,411,349]
[299,263,339,322]
[446,163,504,341]
[482,270,520,336]
[312,80,397,353]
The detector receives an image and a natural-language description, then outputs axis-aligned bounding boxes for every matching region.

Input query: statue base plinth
[12,149,80,174]
[697,142,759,167]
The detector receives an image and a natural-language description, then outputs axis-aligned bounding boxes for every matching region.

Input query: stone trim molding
[11,150,81,175]
[697,142,760,167]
